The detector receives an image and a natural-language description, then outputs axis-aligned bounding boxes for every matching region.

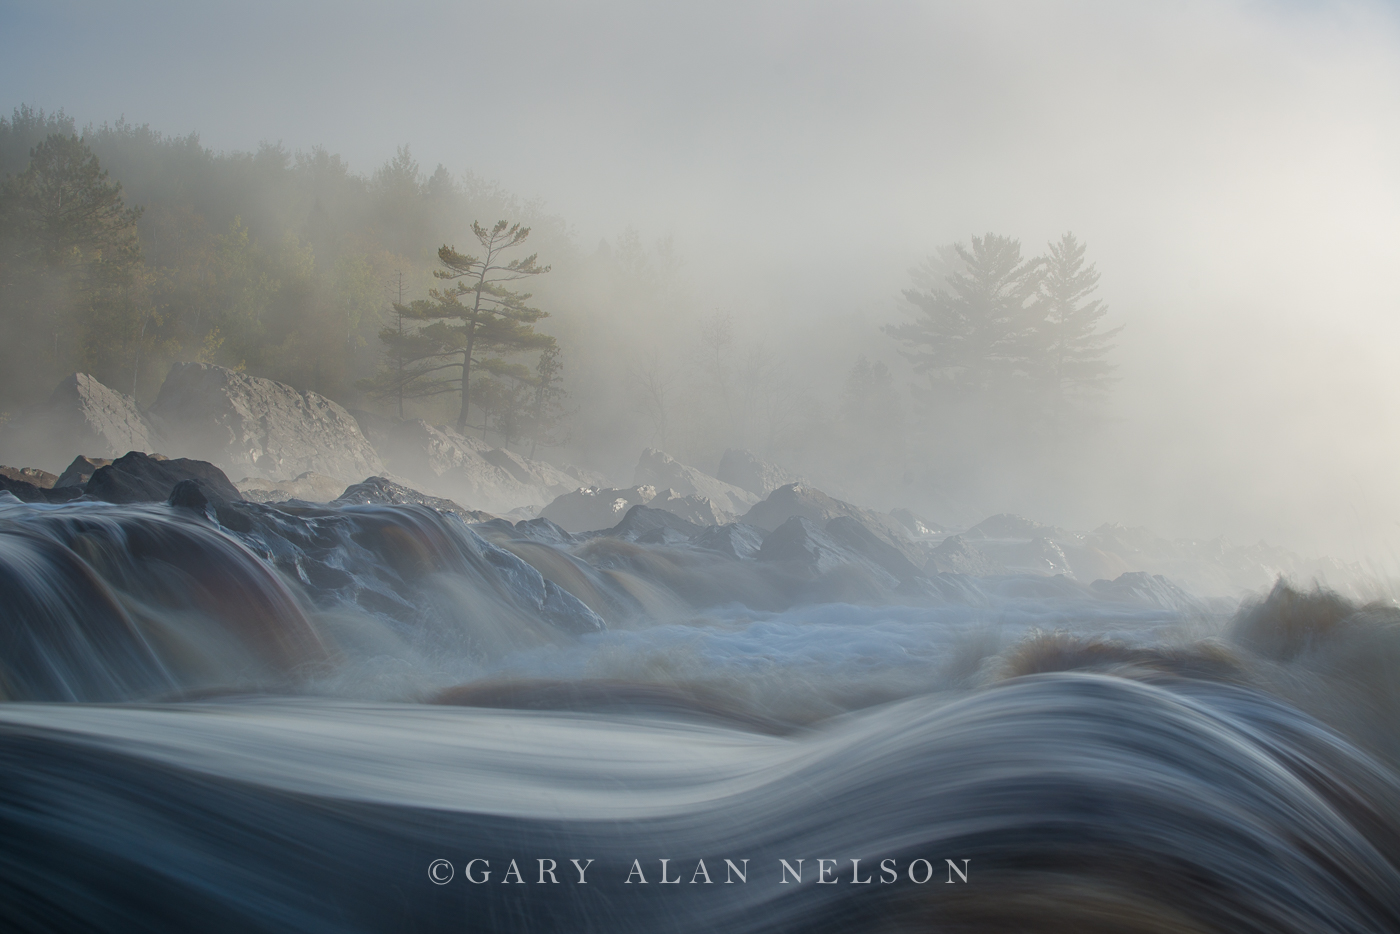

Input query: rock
[333,476,495,523]
[692,523,766,560]
[54,456,114,490]
[167,478,213,518]
[539,485,656,534]
[350,410,597,514]
[716,448,801,497]
[757,516,899,587]
[1091,571,1200,611]
[605,504,704,543]
[645,489,735,527]
[85,452,242,505]
[0,466,57,488]
[150,362,381,483]
[0,473,83,504]
[961,514,1049,540]
[633,449,758,515]
[236,472,351,504]
[0,373,163,472]
[742,482,913,547]
[924,535,1005,576]
[889,507,943,538]
[824,515,925,581]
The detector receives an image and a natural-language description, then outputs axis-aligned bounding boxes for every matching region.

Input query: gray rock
[757,516,899,588]
[924,535,1005,576]
[151,363,381,483]
[0,373,163,472]
[236,472,351,504]
[646,489,735,527]
[692,523,766,560]
[824,515,925,581]
[540,485,656,534]
[605,504,705,543]
[333,476,496,523]
[0,466,58,489]
[633,448,758,515]
[716,448,801,497]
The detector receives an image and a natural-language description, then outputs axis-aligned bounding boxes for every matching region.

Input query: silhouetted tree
[887,233,1040,401]
[1030,232,1119,414]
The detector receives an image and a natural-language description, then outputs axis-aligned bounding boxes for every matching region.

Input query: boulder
[85,451,242,505]
[0,373,162,472]
[54,456,114,490]
[888,507,943,538]
[716,448,801,497]
[757,516,899,587]
[824,515,925,581]
[150,362,381,483]
[605,504,704,544]
[633,449,758,515]
[0,474,83,504]
[539,485,656,534]
[742,482,912,546]
[645,489,735,527]
[692,523,766,560]
[1091,571,1200,611]
[0,466,57,488]
[333,476,495,523]
[924,535,1005,576]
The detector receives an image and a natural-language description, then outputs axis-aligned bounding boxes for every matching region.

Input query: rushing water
[1,496,1398,932]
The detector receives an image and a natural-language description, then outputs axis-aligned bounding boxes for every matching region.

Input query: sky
[3,0,1400,560]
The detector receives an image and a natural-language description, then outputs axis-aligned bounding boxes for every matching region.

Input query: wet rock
[824,515,925,581]
[606,504,704,543]
[757,515,898,587]
[333,476,495,523]
[54,456,114,490]
[151,362,381,483]
[86,452,242,505]
[236,472,350,504]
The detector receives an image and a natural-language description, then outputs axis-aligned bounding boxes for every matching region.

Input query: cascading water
[1,494,1398,933]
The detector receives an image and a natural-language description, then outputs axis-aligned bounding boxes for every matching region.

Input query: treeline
[0,105,572,421]
[0,104,1121,514]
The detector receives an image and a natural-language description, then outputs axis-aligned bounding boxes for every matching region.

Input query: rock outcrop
[85,451,243,505]
[0,466,57,488]
[150,362,381,484]
[923,535,1005,576]
[540,485,657,534]
[716,448,801,498]
[333,476,495,523]
[54,456,113,490]
[633,449,758,516]
[0,373,163,472]
[756,516,899,589]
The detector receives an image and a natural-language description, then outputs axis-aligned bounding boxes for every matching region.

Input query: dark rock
[54,456,114,490]
[0,466,58,488]
[151,362,382,483]
[86,452,242,505]
[716,448,801,497]
[167,479,214,520]
[0,471,86,504]
[0,373,162,472]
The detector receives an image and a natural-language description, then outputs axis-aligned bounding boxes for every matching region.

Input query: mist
[4,0,1400,561]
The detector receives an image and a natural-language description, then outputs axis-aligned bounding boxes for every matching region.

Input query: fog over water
[5,0,1400,560]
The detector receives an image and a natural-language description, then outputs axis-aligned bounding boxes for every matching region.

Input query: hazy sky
[4,0,1400,559]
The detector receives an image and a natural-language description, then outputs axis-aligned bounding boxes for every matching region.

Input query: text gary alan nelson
[427,858,971,886]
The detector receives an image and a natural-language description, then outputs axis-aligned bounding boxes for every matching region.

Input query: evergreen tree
[887,233,1040,400]
[1031,232,1120,411]
[361,221,554,431]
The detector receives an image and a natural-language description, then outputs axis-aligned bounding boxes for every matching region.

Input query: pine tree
[887,233,1040,400]
[359,221,554,431]
[1031,233,1119,409]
